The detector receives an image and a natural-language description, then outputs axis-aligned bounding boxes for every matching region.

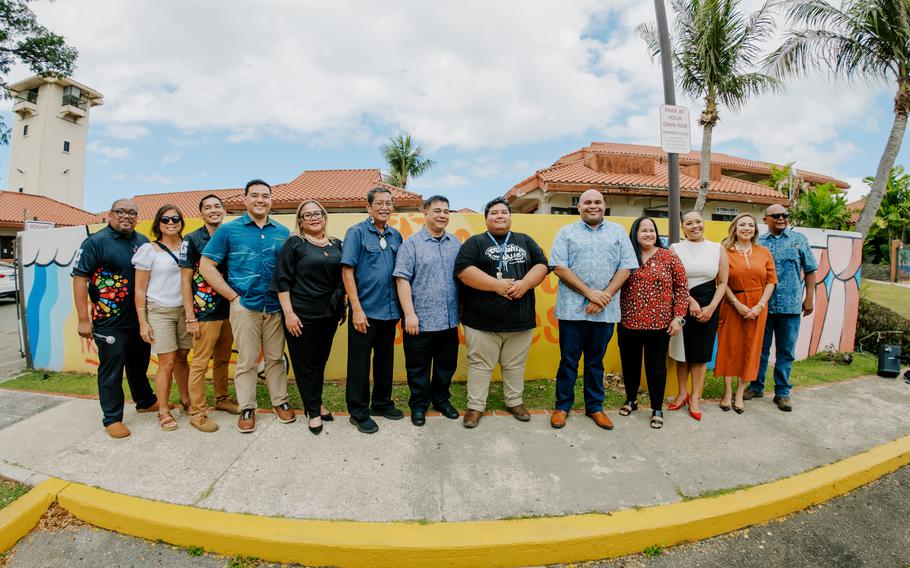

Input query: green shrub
[857,297,910,355]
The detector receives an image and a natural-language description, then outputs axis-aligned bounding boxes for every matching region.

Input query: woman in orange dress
[715,213,776,414]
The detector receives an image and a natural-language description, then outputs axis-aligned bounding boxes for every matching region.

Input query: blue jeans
[555,320,614,413]
[752,314,801,398]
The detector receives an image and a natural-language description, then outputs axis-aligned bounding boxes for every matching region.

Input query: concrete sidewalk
[1,376,909,523]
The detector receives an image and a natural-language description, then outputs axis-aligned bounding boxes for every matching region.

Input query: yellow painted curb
[43,434,910,567]
[0,478,70,553]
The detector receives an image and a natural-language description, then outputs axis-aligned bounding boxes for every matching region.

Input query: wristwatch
[674,316,686,326]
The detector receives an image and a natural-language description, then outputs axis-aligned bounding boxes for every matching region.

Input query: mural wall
[19,214,861,381]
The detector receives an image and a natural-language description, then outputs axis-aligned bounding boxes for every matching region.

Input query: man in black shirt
[72,199,159,439]
[454,197,548,428]
[179,194,239,433]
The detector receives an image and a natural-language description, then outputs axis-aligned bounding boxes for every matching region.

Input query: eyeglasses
[159,215,182,225]
[372,200,393,208]
[767,213,789,220]
[112,209,138,218]
[300,211,325,220]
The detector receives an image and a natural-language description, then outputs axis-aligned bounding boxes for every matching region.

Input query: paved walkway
[1,376,909,523]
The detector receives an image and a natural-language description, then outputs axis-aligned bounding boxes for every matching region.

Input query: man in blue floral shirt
[746,204,817,411]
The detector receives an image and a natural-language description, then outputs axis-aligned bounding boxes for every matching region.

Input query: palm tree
[637,0,781,212]
[765,0,910,237]
[380,133,435,190]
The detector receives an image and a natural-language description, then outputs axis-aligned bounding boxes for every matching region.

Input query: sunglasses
[767,213,789,220]
[159,215,182,225]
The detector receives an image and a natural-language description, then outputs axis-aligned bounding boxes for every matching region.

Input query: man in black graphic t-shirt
[72,198,158,439]
[454,197,548,429]
[179,194,239,433]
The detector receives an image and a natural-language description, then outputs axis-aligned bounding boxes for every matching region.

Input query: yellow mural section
[63,213,732,382]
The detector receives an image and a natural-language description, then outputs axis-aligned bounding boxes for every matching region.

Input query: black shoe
[307,420,323,435]
[321,412,334,422]
[370,406,404,420]
[411,408,426,426]
[433,402,460,419]
[349,415,379,434]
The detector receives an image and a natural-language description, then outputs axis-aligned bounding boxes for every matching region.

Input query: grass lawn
[0,478,30,510]
[862,280,910,319]
[0,351,876,411]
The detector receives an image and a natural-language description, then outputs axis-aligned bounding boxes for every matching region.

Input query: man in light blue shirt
[200,179,294,433]
[746,203,818,411]
[549,189,638,429]
[393,195,461,426]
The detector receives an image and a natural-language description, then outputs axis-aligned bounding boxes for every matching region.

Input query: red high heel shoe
[667,394,689,411]
[689,406,702,421]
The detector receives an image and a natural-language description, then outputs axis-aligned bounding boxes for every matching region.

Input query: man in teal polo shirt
[200,179,295,433]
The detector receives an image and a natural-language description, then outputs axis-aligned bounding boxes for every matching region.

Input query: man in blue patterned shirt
[393,195,461,426]
[745,203,817,411]
[200,180,295,433]
[549,189,638,430]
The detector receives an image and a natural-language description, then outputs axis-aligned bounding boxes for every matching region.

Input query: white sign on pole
[24,220,55,231]
[659,104,691,154]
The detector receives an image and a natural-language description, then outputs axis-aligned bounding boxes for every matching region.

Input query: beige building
[506,142,849,221]
[7,76,104,209]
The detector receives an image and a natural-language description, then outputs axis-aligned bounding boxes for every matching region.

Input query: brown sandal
[158,412,178,431]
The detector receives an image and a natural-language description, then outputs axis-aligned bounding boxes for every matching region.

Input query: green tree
[861,165,910,261]
[637,0,781,212]
[0,0,79,144]
[789,181,852,230]
[765,0,910,238]
[380,133,435,190]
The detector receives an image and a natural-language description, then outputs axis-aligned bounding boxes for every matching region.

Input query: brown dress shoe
[190,413,219,433]
[463,409,483,429]
[238,409,256,433]
[550,410,567,429]
[214,398,241,415]
[506,403,531,422]
[105,422,130,439]
[273,403,297,424]
[586,411,614,430]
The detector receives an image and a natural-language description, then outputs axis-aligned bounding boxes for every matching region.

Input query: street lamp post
[654,0,681,243]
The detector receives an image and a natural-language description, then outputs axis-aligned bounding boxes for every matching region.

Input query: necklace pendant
[379,236,387,250]
[496,271,502,279]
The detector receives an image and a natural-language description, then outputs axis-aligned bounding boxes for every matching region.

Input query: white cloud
[30,0,895,186]
[161,151,181,165]
[87,140,130,159]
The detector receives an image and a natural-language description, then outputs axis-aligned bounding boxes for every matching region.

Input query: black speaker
[878,345,902,378]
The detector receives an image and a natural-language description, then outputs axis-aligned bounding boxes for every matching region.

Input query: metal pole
[14,235,33,369]
[654,0,681,243]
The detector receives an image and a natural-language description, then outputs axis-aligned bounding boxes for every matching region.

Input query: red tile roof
[132,188,242,221]
[0,190,101,229]
[581,142,849,188]
[273,169,422,209]
[847,197,865,224]
[507,142,849,206]
[128,169,423,220]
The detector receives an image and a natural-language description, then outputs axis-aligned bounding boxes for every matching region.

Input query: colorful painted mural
[18,214,862,381]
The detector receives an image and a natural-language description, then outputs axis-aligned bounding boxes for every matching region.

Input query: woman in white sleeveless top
[667,210,728,420]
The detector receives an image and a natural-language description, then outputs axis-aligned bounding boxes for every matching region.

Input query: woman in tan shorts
[133,205,192,431]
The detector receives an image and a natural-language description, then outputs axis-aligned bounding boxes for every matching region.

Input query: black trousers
[95,328,155,426]
[346,315,398,421]
[402,327,458,411]
[617,325,669,411]
[284,316,339,417]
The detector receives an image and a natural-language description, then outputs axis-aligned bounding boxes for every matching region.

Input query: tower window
[22,124,28,136]
[63,140,70,153]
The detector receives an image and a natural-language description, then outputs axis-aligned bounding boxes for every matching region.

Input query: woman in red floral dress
[618,216,689,429]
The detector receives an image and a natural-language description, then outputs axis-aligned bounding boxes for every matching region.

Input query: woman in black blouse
[272,200,346,434]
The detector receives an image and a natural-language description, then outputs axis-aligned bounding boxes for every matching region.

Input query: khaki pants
[229,302,288,411]
[463,325,533,411]
[188,319,234,415]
